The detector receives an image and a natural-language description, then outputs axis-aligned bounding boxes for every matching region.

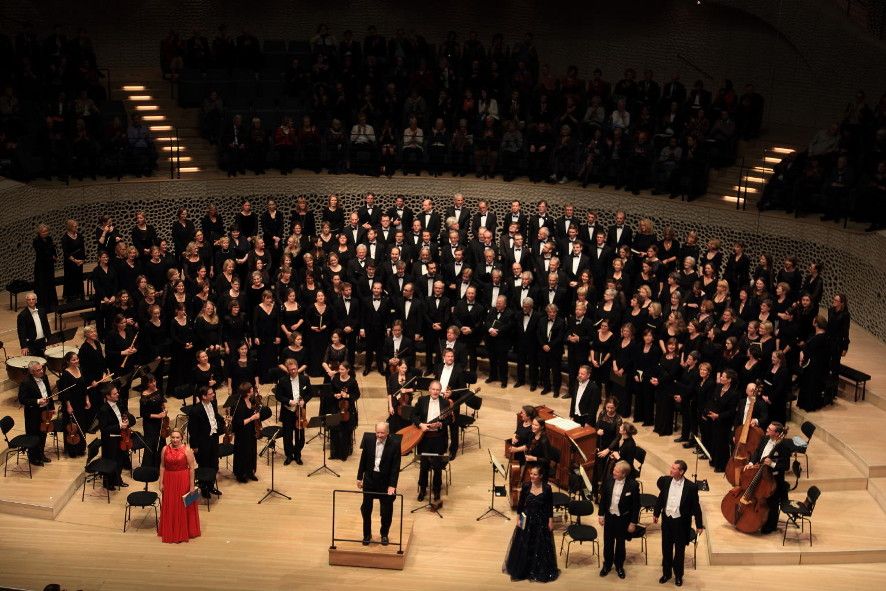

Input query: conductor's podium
[328,489,414,570]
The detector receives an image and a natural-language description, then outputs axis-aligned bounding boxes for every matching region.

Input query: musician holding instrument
[58,352,89,458]
[598,460,640,580]
[413,380,451,502]
[509,405,537,465]
[743,421,790,534]
[97,383,131,490]
[18,360,54,466]
[232,383,260,483]
[386,359,417,433]
[523,418,553,481]
[322,329,349,384]
[79,324,108,412]
[327,361,359,461]
[382,320,414,371]
[188,386,223,498]
[139,374,166,468]
[592,398,623,496]
[275,358,312,466]
[653,460,704,587]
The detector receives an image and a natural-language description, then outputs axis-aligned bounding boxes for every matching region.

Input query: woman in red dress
[158,429,201,543]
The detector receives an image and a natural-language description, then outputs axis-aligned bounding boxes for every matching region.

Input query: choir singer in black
[356,422,402,546]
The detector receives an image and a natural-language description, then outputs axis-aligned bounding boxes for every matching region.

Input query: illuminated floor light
[751,166,774,174]
[764,156,781,163]
[771,147,795,154]
[742,176,765,183]
[149,125,172,131]
[165,156,193,162]
[122,85,146,91]
[143,115,165,121]
[162,146,186,152]
[128,95,153,101]
[135,105,159,111]
[179,166,201,173]
[732,185,758,193]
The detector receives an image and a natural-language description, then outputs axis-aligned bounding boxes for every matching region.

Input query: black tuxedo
[607,224,633,248]
[344,224,367,247]
[569,379,600,426]
[503,212,528,237]
[357,432,402,538]
[556,216,580,239]
[188,400,222,494]
[502,246,532,273]
[653,476,704,579]
[362,240,388,265]
[424,295,452,368]
[471,211,498,240]
[394,297,425,341]
[528,214,555,240]
[97,400,132,488]
[16,306,51,357]
[434,361,467,457]
[538,285,568,312]
[361,295,392,373]
[470,241,499,268]
[418,210,442,240]
[581,224,606,247]
[480,281,511,311]
[563,253,591,282]
[452,299,485,373]
[357,205,382,228]
[751,436,791,533]
[386,273,410,299]
[347,257,371,286]
[444,206,471,239]
[386,206,414,233]
[412,394,453,494]
[382,335,415,368]
[589,242,615,287]
[274,374,312,461]
[598,476,641,570]
[537,316,566,394]
[514,310,541,388]
[483,307,515,385]
[334,295,361,365]
[18,374,54,462]
[565,315,595,391]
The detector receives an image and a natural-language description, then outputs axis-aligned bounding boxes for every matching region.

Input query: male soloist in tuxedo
[18,361,54,465]
[97,383,131,490]
[423,281,451,370]
[356,423,402,546]
[188,386,223,498]
[434,348,468,459]
[598,460,641,579]
[653,460,704,586]
[569,366,600,426]
[413,381,452,502]
[17,292,52,358]
[275,359,312,465]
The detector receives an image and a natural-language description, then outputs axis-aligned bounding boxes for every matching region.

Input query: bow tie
[344,298,351,302]
[373,298,381,301]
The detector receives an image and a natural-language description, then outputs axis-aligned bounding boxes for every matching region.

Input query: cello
[720,427,787,533]
[725,381,765,486]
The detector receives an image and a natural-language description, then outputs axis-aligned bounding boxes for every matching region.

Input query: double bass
[720,427,788,533]
[725,382,765,486]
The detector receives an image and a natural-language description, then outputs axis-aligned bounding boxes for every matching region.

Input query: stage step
[329,520,413,570]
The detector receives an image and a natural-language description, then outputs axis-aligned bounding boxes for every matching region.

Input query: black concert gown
[503,483,560,583]
[232,400,258,479]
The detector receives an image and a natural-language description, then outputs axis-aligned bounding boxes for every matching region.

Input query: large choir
[15,193,850,574]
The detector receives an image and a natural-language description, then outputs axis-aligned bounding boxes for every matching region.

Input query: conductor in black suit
[653,460,704,586]
[356,423,402,546]
[598,460,641,579]
[413,380,452,502]
[18,360,54,465]
[17,292,52,357]
[275,359,312,465]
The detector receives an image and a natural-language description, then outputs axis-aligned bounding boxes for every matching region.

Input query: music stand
[477,449,510,521]
[578,465,593,499]
[132,359,162,394]
[691,434,712,491]
[306,384,334,445]
[307,413,341,478]
[258,425,291,503]
[411,452,445,518]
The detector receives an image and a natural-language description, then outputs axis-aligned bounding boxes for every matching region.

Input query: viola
[252,395,263,438]
[339,387,351,423]
[119,424,133,451]
[64,416,82,446]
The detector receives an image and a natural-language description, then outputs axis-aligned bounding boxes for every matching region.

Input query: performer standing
[138,374,166,468]
[598,460,640,579]
[356,422,402,546]
[18,361,54,465]
[653,460,704,587]
[275,359,311,466]
[744,421,790,534]
[33,224,58,311]
[569,365,600,427]
[386,359,417,433]
[231,383,260,482]
[97,383,130,490]
[57,352,88,457]
[188,386,223,498]
[61,219,86,302]
[503,464,560,582]
[413,380,452,503]
[17,293,51,358]
[327,361,359,461]
[158,429,201,543]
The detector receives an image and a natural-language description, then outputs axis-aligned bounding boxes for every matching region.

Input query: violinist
[382,320,414,370]
[592,398,623,496]
[433,348,466,460]
[413,380,452,502]
[596,422,638,498]
[97,383,130,490]
[275,358,312,466]
[139,374,166,468]
[386,358,417,433]
[327,361,359,461]
[58,352,88,458]
[18,361,54,466]
[188,386,223,498]
[231,383,260,483]
[743,421,790,534]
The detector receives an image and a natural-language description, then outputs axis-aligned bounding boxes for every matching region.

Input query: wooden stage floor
[2,310,886,590]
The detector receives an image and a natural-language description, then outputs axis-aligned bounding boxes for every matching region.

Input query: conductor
[356,423,402,546]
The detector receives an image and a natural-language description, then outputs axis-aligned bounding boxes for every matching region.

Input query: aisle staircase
[707,137,801,208]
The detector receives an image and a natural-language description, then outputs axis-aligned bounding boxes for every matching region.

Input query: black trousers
[763,478,787,532]
[364,331,385,373]
[603,513,630,569]
[417,434,447,495]
[26,427,48,464]
[515,349,538,387]
[282,423,305,460]
[661,516,688,578]
[539,351,562,394]
[194,436,219,493]
[487,338,510,383]
[361,473,396,537]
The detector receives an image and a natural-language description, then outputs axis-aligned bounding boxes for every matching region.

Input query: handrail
[175,125,181,179]
[676,53,714,81]
[735,157,745,211]
[330,489,405,555]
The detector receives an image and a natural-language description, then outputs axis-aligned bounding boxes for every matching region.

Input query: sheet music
[545,416,581,432]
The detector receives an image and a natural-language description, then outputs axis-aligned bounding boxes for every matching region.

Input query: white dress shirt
[665,478,685,518]
[439,363,454,391]
[609,478,626,515]
[374,439,385,472]
[427,397,441,423]
[31,308,45,340]
[203,401,218,435]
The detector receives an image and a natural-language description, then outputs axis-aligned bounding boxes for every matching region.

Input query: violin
[391,375,417,419]
[339,387,351,423]
[252,394,263,438]
[39,391,62,433]
[119,421,133,451]
[160,403,172,439]
[223,409,233,445]
[295,400,308,431]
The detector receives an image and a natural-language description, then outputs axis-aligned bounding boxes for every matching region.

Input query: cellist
[742,421,790,534]
[733,382,769,431]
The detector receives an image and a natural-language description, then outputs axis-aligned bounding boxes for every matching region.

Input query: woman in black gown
[503,464,560,583]
[61,219,86,302]
[169,303,195,392]
[632,328,660,425]
[653,338,681,436]
[523,418,553,481]
[386,359,417,433]
[33,223,59,310]
[78,324,108,414]
[304,290,331,377]
[231,383,259,483]
[278,287,304,348]
[58,351,88,457]
[278,331,308,374]
[321,330,348,384]
[105,314,138,406]
[327,361,359,460]
[252,289,280,383]
[611,323,635,417]
[227,342,259,397]
[592,397,623,495]
[590,319,616,396]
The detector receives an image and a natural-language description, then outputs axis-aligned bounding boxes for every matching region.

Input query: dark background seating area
[758,94,886,231]
[0,25,160,182]
[166,25,764,198]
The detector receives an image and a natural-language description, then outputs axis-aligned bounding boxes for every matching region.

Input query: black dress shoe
[599,566,611,577]
[501,382,508,389]
[417,490,426,501]
[659,575,671,584]
[682,442,694,449]
[673,437,688,443]
[514,381,525,388]
[248,474,258,481]
[362,536,370,546]
[42,456,52,463]
[381,536,389,546]
[211,488,223,496]
[295,457,303,465]
[675,576,683,586]
[236,476,248,483]
[529,386,537,392]
[616,567,626,579]
[484,378,494,384]
[284,457,293,466]
[540,389,550,395]
[31,460,44,467]
[552,392,560,398]
[362,368,371,376]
